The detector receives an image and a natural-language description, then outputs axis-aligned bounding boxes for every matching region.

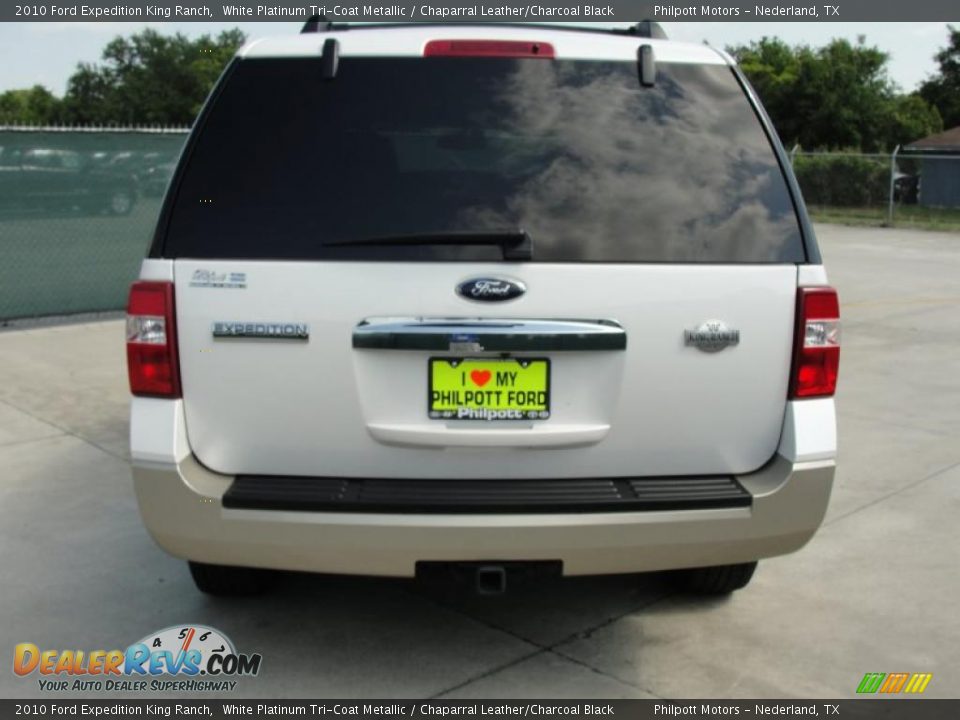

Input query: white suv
[126,22,839,596]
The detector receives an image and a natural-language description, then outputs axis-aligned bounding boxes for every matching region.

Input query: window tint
[162,57,804,263]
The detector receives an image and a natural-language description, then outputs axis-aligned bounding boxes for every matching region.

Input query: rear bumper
[132,453,834,577]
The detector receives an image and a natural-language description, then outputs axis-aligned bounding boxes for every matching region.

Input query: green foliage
[0,28,244,127]
[808,204,960,232]
[0,85,62,125]
[61,28,245,125]
[887,94,943,148]
[919,25,960,129]
[730,36,941,151]
[0,25,951,149]
[792,154,890,207]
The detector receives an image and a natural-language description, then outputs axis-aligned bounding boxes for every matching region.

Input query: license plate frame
[428,357,551,421]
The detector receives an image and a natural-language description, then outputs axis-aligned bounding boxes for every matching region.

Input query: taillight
[423,40,556,59]
[790,287,840,399]
[126,281,181,398]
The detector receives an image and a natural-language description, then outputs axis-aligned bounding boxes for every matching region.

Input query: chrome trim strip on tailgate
[353,317,626,352]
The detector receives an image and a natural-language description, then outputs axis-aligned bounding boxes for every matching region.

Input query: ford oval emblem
[456,277,526,302]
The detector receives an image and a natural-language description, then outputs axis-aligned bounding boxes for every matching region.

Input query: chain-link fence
[0,126,188,322]
[789,147,960,231]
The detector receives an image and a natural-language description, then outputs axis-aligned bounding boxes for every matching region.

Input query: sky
[0,21,954,95]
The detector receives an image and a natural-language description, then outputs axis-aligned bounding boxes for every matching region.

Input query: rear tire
[673,561,758,595]
[188,561,273,596]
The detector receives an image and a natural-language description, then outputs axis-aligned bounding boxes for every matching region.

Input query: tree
[730,36,941,151]
[60,28,245,126]
[0,85,62,125]
[730,37,801,143]
[887,94,942,147]
[59,65,113,125]
[919,25,960,130]
[796,37,894,151]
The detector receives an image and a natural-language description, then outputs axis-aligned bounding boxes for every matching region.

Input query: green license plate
[429,358,550,421]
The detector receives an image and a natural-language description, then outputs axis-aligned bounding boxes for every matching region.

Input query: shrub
[793,154,889,206]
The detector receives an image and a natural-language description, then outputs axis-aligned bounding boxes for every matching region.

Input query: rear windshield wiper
[324,230,533,261]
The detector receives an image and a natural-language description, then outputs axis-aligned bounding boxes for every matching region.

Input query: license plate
[429,358,550,421]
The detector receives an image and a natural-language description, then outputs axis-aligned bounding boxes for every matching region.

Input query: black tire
[188,561,273,596]
[673,561,758,595]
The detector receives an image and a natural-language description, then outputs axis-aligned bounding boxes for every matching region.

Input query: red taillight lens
[423,40,556,59]
[126,281,181,398]
[790,287,840,399]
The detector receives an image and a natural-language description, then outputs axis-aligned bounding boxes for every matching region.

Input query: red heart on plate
[470,370,492,388]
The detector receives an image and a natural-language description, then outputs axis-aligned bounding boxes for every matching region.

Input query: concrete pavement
[1,224,958,699]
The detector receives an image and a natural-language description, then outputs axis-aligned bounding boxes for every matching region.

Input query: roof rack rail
[298,21,669,40]
[301,14,345,33]
[624,21,668,40]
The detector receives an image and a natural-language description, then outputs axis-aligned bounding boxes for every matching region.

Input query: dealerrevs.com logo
[13,625,261,693]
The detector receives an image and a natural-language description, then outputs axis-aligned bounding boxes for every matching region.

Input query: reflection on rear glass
[165,58,804,263]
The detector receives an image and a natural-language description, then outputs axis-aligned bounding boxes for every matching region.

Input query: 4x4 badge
[457,277,526,302]
[685,320,740,353]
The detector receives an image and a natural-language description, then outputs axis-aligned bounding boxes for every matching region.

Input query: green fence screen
[0,128,188,322]
[4,129,956,323]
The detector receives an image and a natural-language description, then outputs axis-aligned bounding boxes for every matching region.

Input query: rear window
[160,56,805,263]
